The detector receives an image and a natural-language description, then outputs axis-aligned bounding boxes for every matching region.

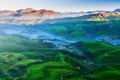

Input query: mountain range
[0,8,58,18]
[0,8,120,25]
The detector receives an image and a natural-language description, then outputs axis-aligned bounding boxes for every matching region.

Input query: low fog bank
[0,25,76,43]
[0,25,53,39]
[58,12,90,18]
[0,24,119,47]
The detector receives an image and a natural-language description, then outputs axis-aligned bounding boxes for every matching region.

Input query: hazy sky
[0,0,120,12]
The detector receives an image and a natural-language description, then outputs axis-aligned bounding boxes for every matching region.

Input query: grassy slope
[73,41,120,80]
[0,36,119,80]
[0,36,86,80]
[42,18,120,39]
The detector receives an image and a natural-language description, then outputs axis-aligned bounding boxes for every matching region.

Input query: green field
[0,36,119,80]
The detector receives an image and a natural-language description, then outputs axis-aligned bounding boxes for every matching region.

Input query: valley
[0,0,120,80]
[0,19,119,80]
[0,9,120,80]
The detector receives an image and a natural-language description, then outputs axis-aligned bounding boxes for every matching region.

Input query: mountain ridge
[0,8,58,18]
[0,8,120,17]
[0,8,120,25]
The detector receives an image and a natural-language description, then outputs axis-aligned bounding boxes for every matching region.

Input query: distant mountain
[17,8,58,18]
[0,8,58,18]
[0,8,89,18]
[0,8,59,25]
[0,8,119,25]
[114,8,120,12]
[85,9,120,21]
[0,10,18,16]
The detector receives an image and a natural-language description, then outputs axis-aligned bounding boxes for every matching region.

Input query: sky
[0,0,120,12]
